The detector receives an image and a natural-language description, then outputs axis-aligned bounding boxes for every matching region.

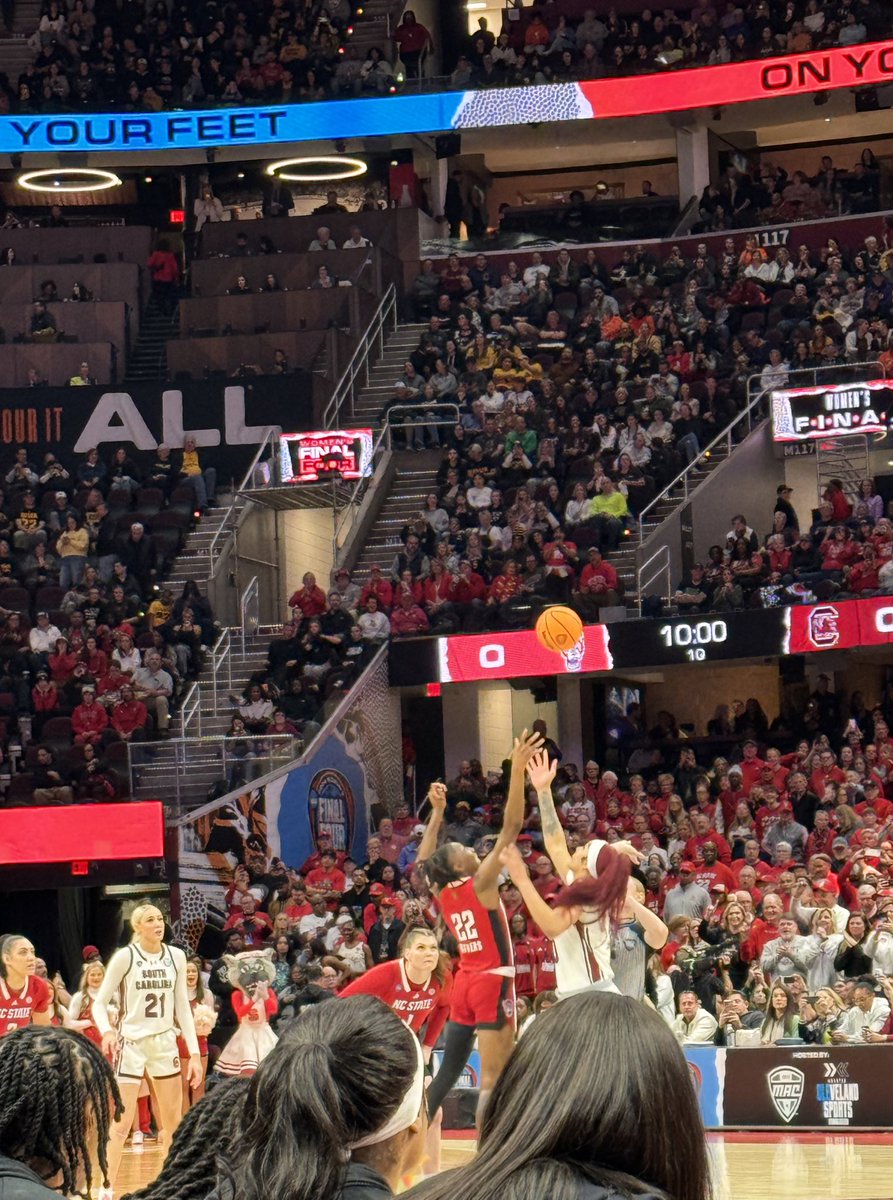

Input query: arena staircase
[125,297,181,383]
[340,320,429,431]
[0,0,43,82]
[128,626,278,812]
[344,0,408,65]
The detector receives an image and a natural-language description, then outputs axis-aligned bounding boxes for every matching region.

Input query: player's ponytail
[224,995,421,1200]
[552,840,631,923]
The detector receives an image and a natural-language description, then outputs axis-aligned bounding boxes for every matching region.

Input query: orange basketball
[535,606,584,653]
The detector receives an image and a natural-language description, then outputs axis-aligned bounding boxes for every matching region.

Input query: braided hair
[120,1078,250,1200]
[0,1025,122,1195]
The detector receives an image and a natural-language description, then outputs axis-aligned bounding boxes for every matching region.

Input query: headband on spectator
[349,1035,425,1151]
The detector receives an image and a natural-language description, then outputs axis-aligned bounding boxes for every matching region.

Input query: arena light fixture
[17,167,122,193]
[265,156,367,183]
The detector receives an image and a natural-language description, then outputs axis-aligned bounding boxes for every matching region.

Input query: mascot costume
[215,948,279,1076]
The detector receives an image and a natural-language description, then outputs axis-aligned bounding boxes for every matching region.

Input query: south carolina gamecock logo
[807,605,840,648]
[768,1065,805,1123]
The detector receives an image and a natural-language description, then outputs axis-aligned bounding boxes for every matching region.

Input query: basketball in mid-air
[535,606,584,653]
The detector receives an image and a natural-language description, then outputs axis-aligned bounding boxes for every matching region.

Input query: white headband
[349,1035,425,1150]
[587,838,608,879]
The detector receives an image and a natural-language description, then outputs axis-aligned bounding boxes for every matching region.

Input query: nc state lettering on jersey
[71,385,270,453]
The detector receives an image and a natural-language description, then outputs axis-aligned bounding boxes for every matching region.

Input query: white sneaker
[98,1188,114,1200]
[131,1131,144,1148]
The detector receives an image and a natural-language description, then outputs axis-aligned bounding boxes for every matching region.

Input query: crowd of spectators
[379,224,893,634]
[0,440,220,807]
[8,0,893,117]
[187,685,893,1051]
[674,475,893,613]
[6,0,357,114]
[448,1,893,90]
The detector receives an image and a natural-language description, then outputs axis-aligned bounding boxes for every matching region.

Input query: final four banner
[7,41,893,153]
[0,375,311,482]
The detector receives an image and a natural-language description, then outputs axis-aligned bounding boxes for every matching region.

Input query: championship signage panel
[279,428,373,485]
[772,379,893,442]
[437,623,613,683]
[4,40,893,153]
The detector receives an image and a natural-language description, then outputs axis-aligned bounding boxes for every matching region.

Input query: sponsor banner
[684,1045,726,1129]
[772,380,893,442]
[0,376,310,483]
[787,596,893,655]
[6,41,893,154]
[437,622,613,683]
[279,428,373,485]
[723,1045,893,1129]
[389,597,893,687]
[0,800,163,864]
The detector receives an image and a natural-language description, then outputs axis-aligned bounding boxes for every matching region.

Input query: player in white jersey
[500,751,647,1000]
[93,904,201,1191]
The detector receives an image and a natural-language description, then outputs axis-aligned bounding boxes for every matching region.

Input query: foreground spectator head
[0,1025,122,1195]
[225,996,425,1199]
[407,991,708,1200]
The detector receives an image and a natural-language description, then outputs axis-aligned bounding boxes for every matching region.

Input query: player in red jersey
[0,933,52,1036]
[341,926,452,1056]
[418,728,542,1126]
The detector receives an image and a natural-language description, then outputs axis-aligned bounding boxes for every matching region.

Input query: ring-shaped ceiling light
[265,156,367,182]
[17,167,122,193]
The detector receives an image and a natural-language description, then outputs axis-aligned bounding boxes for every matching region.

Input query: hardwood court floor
[117,1133,893,1200]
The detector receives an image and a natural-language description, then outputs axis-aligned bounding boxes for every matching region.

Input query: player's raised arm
[475,728,543,894]
[527,749,570,879]
[416,781,448,864]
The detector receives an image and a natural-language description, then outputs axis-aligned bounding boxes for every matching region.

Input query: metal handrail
[331,404,462,564]
[240,576,259,656]
[208,424,281,580]
[635,358,884,544]
[634,357,885,603]
[322,283,397,429]
[210,626,232,714]
[179,681,202,738]
[637,544,671,616]
[170,643,389,825]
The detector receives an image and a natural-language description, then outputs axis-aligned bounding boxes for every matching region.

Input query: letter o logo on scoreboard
[479,644,506,669]
[876,607,893,633]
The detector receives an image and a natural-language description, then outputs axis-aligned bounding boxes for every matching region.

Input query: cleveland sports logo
[768,1065,805,1123]
[807,605,841,648]
[561,633,586,673]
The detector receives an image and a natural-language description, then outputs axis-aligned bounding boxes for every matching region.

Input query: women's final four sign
[6,41,893,153]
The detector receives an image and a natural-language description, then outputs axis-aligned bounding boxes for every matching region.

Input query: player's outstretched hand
[526,748,557,792]
[499,843,528,883]
[611,839,645,865]
[427,781,448,812]
[512,728,544,768]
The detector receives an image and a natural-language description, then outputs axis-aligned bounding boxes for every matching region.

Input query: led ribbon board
[772,379,893,441]
[4,41,893,152]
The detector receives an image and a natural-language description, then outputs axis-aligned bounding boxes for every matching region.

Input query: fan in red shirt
[736,742,766,792]
[341,927,452,1055]
[809,750,847,800]
[418,730,542,1126]
[740,892,784,962]
[0,935,52,1035]
[287,572,327,618]
[300,833,347,875]
[304,851,347,908]
[684,814,732,865]
[690,843,736,893]
[508,913,538,999]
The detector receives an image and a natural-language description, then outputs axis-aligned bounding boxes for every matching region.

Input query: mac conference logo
[768,1066,805,1123]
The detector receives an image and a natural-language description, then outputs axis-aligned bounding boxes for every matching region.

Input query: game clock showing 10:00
[657,619,729,661]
